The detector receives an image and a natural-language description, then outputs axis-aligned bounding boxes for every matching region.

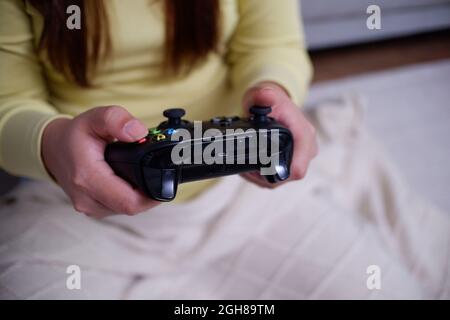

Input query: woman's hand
[42,106,160,218]
[241,82,318,188]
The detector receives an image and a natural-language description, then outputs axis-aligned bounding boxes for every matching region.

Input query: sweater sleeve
[227,0,313,106]
[0,0,71,181]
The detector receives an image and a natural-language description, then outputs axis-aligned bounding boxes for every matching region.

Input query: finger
[243,85,288,113]
[288,117,317,180]
[243,84,317,181]
[71,192,117,219]
[84,106,148,142]
[241,172,275,189]
[258,105,316,182]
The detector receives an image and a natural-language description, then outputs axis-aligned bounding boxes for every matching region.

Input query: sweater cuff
[0,108,72,181]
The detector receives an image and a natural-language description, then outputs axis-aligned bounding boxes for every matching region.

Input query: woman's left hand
[241,82,318,188]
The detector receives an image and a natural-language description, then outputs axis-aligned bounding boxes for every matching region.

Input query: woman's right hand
[41,106,160,218]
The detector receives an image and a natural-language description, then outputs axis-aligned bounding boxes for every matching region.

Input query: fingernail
[123,119,147,140]
[260,86,274,92]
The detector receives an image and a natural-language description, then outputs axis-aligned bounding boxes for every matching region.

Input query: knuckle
[72,198,102,218]
[72,200,88,214]
[103,105,126,123]
[83,211,94,218]
[71,172,87,189]
[118,199,140,216]
[123,208,139,216]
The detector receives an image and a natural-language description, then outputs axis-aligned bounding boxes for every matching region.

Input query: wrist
[41,117,72,180]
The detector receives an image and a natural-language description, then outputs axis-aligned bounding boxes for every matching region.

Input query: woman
[1,0,316,216]
[0,0,448,299]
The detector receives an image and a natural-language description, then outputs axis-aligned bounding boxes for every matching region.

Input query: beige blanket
[0,96,448,299]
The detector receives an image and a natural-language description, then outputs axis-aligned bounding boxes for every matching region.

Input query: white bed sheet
[306,59,450,212]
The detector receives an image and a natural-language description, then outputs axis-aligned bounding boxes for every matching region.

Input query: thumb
[84,106,148,142]
[243,84,288,112]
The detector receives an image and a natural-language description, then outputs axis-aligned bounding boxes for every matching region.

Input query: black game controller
[105,106,293,201]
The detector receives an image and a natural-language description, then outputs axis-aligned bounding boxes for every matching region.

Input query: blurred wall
[301,0,450,49]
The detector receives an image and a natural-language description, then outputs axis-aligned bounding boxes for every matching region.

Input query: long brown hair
[28,0,220,87]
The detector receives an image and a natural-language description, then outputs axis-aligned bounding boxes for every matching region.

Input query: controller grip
[142,167,178,202]
[105,143,146,195]
[105,144,179,201]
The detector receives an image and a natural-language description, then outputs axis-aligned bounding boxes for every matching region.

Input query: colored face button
[149,128,161,135]
[153,133,167,142]
[165,128,177,135]
[137,137,147,144]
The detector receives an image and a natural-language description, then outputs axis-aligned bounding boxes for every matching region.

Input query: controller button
[250,106,272,123]
[165,128,177,135]
[211,117,223,124]
[153,133,167,142]
[163,108,186,128]
[219,119,231,126]
[211,116,240,125]
[212,117,234,126]
[137,137,147,144]
[163,108,185,119]
[149,128,161,135]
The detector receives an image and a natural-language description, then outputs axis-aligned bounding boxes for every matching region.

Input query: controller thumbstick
[163,108,186,127]
[250,105,272,123]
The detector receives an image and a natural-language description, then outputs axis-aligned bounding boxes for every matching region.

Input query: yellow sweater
[0,0,312,201]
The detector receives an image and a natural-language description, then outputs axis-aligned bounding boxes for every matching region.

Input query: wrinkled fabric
[0,96,448,299]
